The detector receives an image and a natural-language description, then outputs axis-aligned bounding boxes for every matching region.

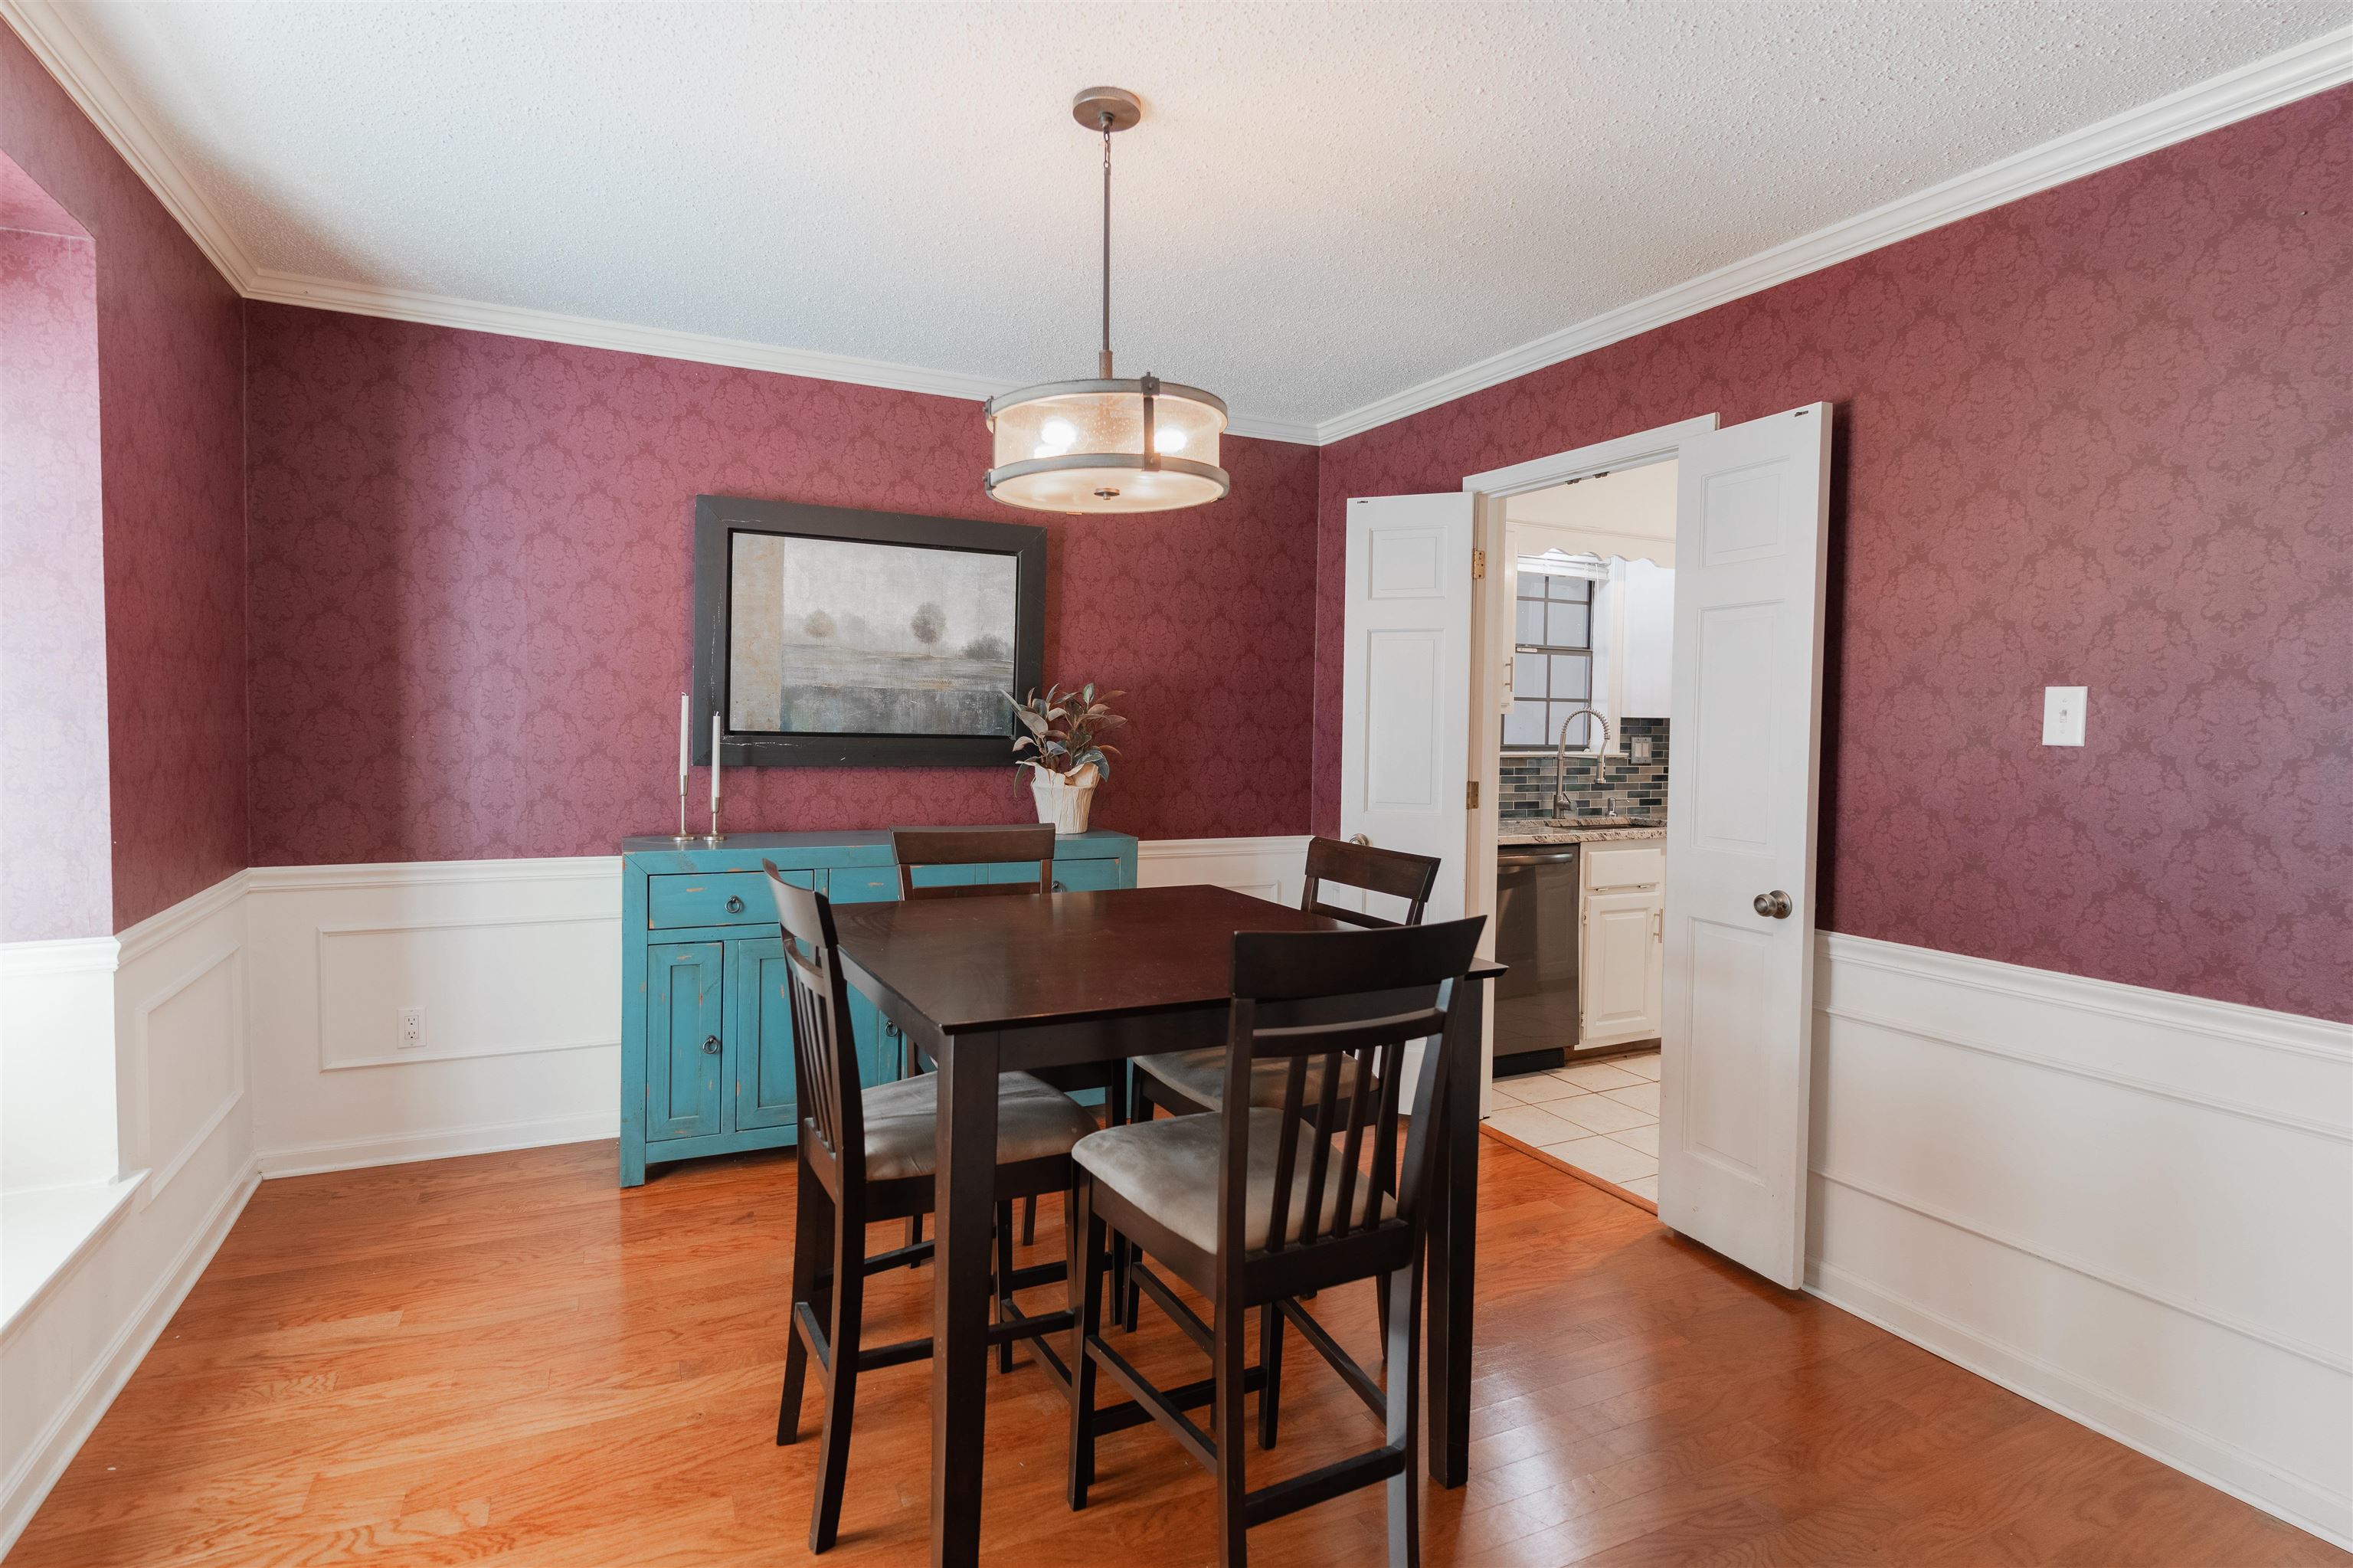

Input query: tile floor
[1485,1048,1661,1200]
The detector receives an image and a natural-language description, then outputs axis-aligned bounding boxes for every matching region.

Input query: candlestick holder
[669,782,695,845]
[700,788,727,846]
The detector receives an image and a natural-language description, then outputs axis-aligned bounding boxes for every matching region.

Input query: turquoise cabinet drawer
[826,866,898,904]
[648,868,811,928]
[1053,857,1121,892]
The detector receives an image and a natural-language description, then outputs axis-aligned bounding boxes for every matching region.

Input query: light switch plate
[2042,686,2086,747]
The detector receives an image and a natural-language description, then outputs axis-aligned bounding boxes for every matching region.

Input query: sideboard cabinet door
[646,942,726,1140]
[734,938,799,1131]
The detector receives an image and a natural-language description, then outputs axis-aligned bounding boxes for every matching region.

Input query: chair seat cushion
[1072,1109,1393,1255]
[860,1071,1097,1182]
[1134,1048,1369,1113]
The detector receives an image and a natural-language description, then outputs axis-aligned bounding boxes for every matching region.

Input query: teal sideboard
[619,830,1140,1186]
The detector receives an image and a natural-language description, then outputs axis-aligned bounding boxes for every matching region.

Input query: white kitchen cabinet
[1580,842,1664,1046]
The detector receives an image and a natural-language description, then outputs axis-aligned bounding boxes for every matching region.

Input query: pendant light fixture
[983,87,1230,514]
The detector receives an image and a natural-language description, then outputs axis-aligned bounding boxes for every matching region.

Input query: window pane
[1505,699,1548,748]
[1513,651,1549,699]
[1550,653,1590,699]
[1550,575,1591,603]
[1515,597,1545,644]
[1549,705,1594,748]
[1547,601,1589,647]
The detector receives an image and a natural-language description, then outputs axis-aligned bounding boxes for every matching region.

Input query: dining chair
[1123,837,1443,1356]
[764,863,1098,1554]
[1131,836,1442,1120]
[892,824,1127,1249]
[1064,915,1487,1568]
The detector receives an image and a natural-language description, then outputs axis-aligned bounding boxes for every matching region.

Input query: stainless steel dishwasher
[1494,843,1583,1077]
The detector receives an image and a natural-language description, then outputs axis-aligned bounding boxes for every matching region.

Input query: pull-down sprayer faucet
[1553,709,1612,820]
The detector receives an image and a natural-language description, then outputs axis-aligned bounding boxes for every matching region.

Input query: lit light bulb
[1040,419,1078,447]
[1154,427,1187,454]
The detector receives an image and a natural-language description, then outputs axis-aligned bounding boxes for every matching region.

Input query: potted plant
[1007,682,1126,835]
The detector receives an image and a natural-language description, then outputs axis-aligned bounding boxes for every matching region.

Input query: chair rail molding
[1807,929,2353,1550]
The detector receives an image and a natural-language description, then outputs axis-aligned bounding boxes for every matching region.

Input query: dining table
[829,880,1500,1567]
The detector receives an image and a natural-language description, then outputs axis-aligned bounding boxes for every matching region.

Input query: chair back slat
[764,861,863,1184]
[892,825,1055,901]
[1300,836,1442,930]
[1222,917,1484,1262]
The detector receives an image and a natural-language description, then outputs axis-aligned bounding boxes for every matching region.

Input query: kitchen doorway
[1339,404,1833,1286]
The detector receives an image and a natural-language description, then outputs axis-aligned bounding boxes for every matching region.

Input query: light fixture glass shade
[985,378,1229,514]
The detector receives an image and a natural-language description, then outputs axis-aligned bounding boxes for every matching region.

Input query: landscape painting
[728,534,1018,738]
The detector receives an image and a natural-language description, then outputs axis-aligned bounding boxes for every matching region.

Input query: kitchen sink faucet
[1553,709,1612,820]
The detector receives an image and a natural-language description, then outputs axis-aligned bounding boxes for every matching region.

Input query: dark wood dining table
[830,881,1498,1567]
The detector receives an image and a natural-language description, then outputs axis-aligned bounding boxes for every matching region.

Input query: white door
[1579,889,1663,1043]
[1340,493,1476,924]
[1658,403,1832,1288]
[1341,493,1476,1111]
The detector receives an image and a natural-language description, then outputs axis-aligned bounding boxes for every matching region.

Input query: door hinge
[1465,780,1479,809]
[1471,548,1486,580]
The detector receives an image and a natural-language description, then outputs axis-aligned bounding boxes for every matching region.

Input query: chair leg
[901,1029,925,1263]
[1376,1270,1392,1361]
[778,1160,833,1446]
[996,1200,1017,1374]
[1022,1194,1038,1248]
[1214,1292,1251,1566]
[809,1206,866,1554]
[1256,1302,1282,1450]
[1383,1261,1425,1568]
[1067,1179,1105,1510]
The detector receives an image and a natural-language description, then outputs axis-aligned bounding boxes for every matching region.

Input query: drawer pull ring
[702,1034,722,1055]
[725,895,745,914]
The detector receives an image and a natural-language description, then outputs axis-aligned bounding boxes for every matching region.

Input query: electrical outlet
[398,1007,425,1050]
[2042,686,2087,747]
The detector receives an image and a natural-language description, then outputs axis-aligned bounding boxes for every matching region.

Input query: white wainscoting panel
[1136,835,1312,908]
[245,857,623,1177]
[2,873,257,1556]
[1,936,120,1193]
[1805,931,2353,1549]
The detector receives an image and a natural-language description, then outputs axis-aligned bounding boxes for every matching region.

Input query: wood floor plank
[7,1138,2337,1567]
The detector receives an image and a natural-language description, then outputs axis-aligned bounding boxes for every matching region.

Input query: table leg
[1425,975,1483,1485]
[931,1031,1000,1568]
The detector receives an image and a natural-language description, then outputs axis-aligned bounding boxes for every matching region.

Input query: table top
[832,883,1498,1036]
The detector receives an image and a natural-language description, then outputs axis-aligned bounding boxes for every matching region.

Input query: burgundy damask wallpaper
[2,32,250,934]
[1314,87,2351,1020]
[1,200,110,941]
[244,305,1320,860]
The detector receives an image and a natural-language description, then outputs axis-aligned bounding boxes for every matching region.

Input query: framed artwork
[691,496,1046,767]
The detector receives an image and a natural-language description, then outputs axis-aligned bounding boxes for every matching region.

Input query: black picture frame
[692,496,1047,768]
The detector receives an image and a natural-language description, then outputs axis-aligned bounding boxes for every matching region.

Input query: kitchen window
[1505,568,1598,749]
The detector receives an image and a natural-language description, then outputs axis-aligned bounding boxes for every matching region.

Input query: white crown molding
[9,1,2345,451]
[0,0,258,287]
[1312,25,2353,446]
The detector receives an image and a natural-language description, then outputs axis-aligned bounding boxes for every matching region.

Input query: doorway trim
[1455,414,1718,1114]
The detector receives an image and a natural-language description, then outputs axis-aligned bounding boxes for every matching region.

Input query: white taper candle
[710,712,722,815]
[677,693,690,791]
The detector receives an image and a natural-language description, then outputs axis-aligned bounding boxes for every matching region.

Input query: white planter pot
[1029,764,1098,836]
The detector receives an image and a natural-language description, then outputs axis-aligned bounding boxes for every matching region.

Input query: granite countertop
[1497,824,1667,846]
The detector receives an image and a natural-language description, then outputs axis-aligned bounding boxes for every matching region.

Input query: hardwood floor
[9,1136,2340,1566]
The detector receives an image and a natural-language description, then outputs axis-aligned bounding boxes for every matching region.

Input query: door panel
[646,942,725,1141]
[734,938,797,1131]
[1659,404,1832,1287]
[1581,890,1662,1043]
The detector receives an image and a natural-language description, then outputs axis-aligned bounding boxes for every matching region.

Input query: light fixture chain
[1099,113,1114,378]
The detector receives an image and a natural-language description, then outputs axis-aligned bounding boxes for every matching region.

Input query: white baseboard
[0,1160,257,1554]
[1807,931,2352,1547]
[256,1111,618,1180]
[1808,1256,2353,1553]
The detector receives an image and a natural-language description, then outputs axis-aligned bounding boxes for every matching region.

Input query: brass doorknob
[1753,890,1792,919]
[1349,833,1371,846]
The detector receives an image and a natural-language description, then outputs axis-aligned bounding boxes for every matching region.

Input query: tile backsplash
[1500,717,1669,822]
